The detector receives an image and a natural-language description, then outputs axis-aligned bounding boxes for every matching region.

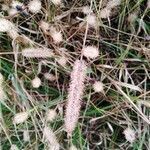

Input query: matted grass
[0,0,150,149]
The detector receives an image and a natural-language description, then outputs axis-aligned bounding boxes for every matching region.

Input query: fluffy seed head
[31,77,41,88]
[0,18,14,32]
[69,145,78,150]
[8,8,18,16]
[148,0,150,8]
[39,20,50,34]
[22,48,53,58]
[48,145,60,150]
[43,126,60,149]
[82,6,92,14]
[51,0,62,5]
[99,8,111,18]
[107,0,121,9]
[56,56,67,67]
[123,127,136,143]
[44,73,57,81]
[65,60,87,136]
[7,29,19,39]
[50,27,63,44]
[82,46,99,59]
[23,130,30,142]
[28,0,41,13]
[10,144,19,150]
[51,31,63,44]
[86,14,96,27]
[93,81,104,92]
[13,112,28,124]
[46,109,57,122]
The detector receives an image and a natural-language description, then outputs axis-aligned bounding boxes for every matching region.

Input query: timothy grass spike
[64,59,86,136]
[22,48,53,58]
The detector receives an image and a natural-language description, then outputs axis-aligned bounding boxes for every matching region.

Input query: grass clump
[0,0,150,149]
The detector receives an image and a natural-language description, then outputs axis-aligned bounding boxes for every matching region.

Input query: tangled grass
[0,0,150,149]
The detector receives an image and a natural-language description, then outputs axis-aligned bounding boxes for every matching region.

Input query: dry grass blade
[1,0,150,149]
[115,81,142,92]
[112,81,150,124]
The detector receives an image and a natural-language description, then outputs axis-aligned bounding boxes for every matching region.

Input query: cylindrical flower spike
[64,59,87,136]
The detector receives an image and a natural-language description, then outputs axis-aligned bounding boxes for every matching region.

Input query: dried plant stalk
[22,48,53,58]
[64,59,86,136]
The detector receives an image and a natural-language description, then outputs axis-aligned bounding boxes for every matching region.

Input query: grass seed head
[22,48,54,58]
[82,46,99,59]
[44,73,57,81]
[123,127,136,143]
[43,126,60,149]
[107,0,121,9]
[48,145,60,150]
[39,20,50,34]
[7,29,19,39]
[86,14,96,28]
[56,56,67,67]
[8,8,18,16]
[13,112,28,124]
[99,7,111,18]
[93,81,104,92]
[69,145,78,150]
[10,144,19,150]
[28,0,42,13]
[82,6,92,14]
[65,60,87,136]
[46,109,57,122]
[50,27,63,44]
[31,77,41,88]
[0,18,14,32]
